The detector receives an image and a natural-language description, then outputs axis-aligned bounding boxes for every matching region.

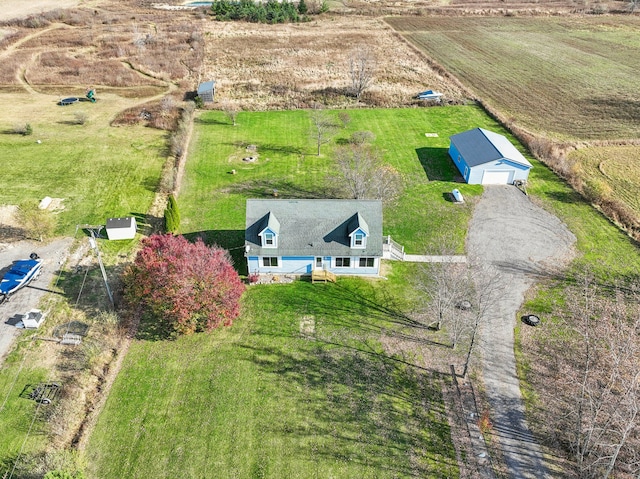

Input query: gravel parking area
[0,238,73,365]
[467,185,576,479]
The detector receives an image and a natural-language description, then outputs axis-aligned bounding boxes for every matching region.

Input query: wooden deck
[311,270,336,283]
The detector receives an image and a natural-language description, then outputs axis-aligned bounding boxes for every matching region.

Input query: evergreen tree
[164,194,180,233]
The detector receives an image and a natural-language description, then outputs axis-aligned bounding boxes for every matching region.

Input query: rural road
[467,186,575,479]
[0,238,73,366]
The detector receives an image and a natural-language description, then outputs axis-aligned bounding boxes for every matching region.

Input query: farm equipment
[26,382,61,405]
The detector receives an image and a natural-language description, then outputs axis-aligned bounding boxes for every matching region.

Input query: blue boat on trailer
[0,253,42,304]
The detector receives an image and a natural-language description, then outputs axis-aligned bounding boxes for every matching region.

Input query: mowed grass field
[0,91,167,234]
[569,144,640,216]
[177,106,509,260]
[87,276,459,479]
[85,106,515,478]
[385,16,640,141]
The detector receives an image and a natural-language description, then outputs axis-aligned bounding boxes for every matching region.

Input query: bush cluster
[211,0,307,23]
[123,234,245,337]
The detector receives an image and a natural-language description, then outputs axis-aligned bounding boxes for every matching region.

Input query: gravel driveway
[0,238,73,365]
[467,186,576,479]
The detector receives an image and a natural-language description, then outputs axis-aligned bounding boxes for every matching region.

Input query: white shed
[197,80,216,103]
[106,217,137,240]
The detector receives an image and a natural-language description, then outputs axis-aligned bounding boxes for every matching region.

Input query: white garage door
[482,170,512,185]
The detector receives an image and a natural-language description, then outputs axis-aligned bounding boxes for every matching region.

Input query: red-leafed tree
[123,234,245,336]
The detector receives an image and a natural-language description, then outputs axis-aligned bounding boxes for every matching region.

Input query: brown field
[0,0,81,23]
[386,15,640,141]
[200,16,467,110]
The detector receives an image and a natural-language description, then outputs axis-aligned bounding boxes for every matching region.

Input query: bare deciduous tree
[309,107,337,156]
[461,263,503,377]
[338,112,351,128]
[333,143,401,202]
[537,273,640,478]
[415,242,469,337]
[349,130,375,145]
[222,101,240,126]
[348,45,376,99]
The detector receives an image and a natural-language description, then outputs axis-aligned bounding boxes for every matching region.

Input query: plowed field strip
[386,16,640,140]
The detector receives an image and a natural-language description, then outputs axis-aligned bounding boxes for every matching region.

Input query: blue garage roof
[450,128,532,168]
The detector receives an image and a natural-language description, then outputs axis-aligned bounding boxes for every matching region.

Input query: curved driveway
[467,186,575,478]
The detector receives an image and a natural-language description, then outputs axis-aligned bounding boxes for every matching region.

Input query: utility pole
[77,224,114,308]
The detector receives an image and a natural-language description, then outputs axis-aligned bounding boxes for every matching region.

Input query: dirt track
[0,238,73,365]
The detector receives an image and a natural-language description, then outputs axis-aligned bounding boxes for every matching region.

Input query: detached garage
[448,128,532,185]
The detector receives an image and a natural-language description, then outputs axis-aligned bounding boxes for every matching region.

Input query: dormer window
[257,212,279,249]
[264,232,275,246]
[350,229,367,249]
[260,229,277,248]
[347,213,369,249]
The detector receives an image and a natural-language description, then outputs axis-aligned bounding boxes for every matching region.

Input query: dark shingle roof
[347,212,369,236]
[258,212,280,235]
[450,128,532,168]
[106,217,135,229]
[245,199,383,257]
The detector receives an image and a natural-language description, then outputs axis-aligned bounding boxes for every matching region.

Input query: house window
[464,165,469,178]
[262,257,279,267]
[335,257,351,268]
[263,232,276,248]
[354,233,364,247]
[359,257,375,268]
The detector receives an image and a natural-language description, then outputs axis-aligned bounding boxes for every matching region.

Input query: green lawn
[87,277,459,479]
[179,106,519,259]
[0,121,166,234]
[0,338,51,465]
[87,106,516,479]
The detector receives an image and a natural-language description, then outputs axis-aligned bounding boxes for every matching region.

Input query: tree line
[210,0,320,23]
